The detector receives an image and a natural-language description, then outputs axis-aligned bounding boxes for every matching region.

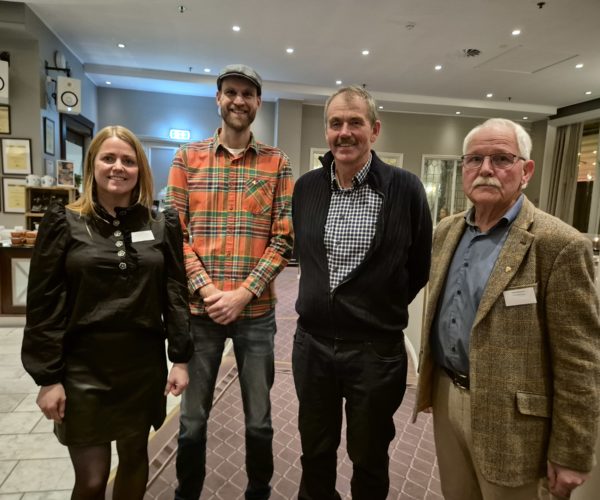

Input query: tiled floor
[0,267,442,499]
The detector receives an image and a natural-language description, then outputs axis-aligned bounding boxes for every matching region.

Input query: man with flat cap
[166,64,294,500]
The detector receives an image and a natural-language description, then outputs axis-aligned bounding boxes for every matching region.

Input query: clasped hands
[201,284,253,325]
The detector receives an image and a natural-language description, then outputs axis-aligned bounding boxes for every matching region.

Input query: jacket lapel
[472,197,536,328]
[425,217,467,330]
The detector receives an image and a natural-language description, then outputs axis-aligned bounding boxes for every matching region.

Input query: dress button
[117,250,126,257]
[113,220,120,227]
[119,262,127,270]
[114,230,122,237]
[115,240,124,248]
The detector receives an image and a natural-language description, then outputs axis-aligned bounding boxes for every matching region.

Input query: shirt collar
[212,128,259,154]
[330,153,373,191]
[465,193,524,230]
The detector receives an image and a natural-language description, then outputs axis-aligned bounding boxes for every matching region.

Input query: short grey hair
[324,86,379,127]
[463,118,532,159]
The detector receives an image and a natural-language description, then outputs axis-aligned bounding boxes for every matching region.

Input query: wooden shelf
[25,186,77,230]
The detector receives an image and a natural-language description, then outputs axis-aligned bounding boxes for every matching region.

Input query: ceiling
[11,0,600,122]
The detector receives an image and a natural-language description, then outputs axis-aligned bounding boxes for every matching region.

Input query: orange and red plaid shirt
[165,130,294,318]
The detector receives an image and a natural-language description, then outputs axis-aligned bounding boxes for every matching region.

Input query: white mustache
[472,177,501,188]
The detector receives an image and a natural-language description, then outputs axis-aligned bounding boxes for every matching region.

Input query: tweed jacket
[413,196,600,486]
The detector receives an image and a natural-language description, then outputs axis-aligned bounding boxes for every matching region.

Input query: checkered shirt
[324,155,382,290]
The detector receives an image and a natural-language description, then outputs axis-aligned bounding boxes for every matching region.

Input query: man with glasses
[414,118,600,500]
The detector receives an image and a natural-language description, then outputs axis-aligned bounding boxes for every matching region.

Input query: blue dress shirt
[431,195,524,374]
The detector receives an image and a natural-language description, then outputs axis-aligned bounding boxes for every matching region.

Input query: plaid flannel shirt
[165,129,294,318]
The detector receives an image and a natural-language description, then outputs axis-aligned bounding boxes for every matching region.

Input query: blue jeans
[292,327,408,500]
[175,310,276,500]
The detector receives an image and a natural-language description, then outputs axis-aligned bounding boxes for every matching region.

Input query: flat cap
[217,64,262,95]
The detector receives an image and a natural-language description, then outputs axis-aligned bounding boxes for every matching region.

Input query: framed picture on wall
[44,117,55,155]
[1,138,32,175]
[378,152,404,168]
[2,177,26,213]
[56,159,75,186]
[310,148,328,170]
[0,105,10,134]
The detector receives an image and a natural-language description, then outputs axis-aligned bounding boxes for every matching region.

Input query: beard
[221,106,256,132]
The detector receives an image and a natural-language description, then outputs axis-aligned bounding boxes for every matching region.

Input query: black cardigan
[292,151,432,340]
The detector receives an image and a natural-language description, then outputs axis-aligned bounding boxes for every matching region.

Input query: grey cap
[217,64,262,95]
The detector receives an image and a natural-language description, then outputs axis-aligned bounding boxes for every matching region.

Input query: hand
[164,363,189,396]
[547,461,589,498]
[37,383,66,423]
[204,287,253,325]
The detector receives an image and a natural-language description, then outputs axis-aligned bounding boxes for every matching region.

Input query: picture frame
[0,104,10,134]
[56,159,75,186]
[44,117,55,155]
[1,138,32,175]
[378,152,404,168]
[2,177,26,213]
[310,147,328,170]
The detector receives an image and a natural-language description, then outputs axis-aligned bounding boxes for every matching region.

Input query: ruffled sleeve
[22,203,70,386]
[162,208,193,362]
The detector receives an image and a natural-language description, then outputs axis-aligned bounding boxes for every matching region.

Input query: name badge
[503,287,537,307]
[131,230,155,243]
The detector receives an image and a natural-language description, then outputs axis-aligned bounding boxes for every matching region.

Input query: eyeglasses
[461,153,526,170]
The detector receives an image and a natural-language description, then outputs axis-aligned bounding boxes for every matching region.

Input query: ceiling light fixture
[378,105,383,110]
[232,25,241,32]
[512,29,521,36]
[335,80,342,85]
[106,81,111,85]
[585,91,592,95]
[286,48,294,54]
[486,93,493,98]
[434,65,442,71]
[455,111,461,115]
[575,63,584,69]
[178,5,186,14]
[361,49,370,56]
[523,116,529,120]
[117,43,125,49]
[203,68,211,73]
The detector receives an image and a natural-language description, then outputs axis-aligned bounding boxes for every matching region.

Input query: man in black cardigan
[292,86,432,500]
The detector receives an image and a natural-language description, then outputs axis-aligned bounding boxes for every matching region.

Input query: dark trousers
[292,327,408,500]
[175,311,276,500]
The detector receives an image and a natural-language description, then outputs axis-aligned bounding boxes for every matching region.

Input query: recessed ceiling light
[286,48,294,54]
[593,150,597,154]
[523,116,528,120]
[203,68,211,73]
[232,25,241,32]
[455,111,461,115]
[434,65,442,71]
[585,90,592,95]
[117,43,125,49]
[106,81,111,85]
[512,29,521,36]
[378,105,383,110]
[575,63,584,69]
[335,80,342,85]
[361,49,370,56]
[486,93,493,98]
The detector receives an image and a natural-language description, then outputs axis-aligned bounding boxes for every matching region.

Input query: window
[421,155,468,226]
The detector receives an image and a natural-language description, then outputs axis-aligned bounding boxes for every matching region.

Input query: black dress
[22,203,193,446]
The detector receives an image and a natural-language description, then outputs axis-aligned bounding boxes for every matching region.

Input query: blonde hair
[68,125,154,218]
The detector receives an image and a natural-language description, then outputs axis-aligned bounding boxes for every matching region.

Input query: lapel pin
[505,266,512,273]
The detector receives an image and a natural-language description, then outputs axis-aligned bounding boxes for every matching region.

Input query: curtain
[546,123,583,223]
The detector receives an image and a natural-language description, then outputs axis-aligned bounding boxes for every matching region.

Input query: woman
[22,125,193,499]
